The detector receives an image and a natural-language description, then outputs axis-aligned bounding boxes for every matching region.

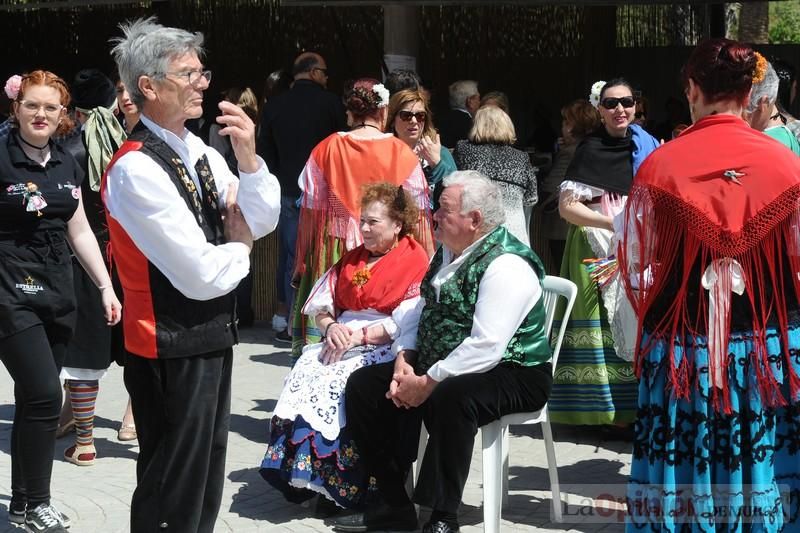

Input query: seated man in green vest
[333,170,553,533]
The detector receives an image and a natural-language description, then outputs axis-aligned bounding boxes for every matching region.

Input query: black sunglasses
[312,67,328,76]
[600,96,636,110]
[397,110,427,122]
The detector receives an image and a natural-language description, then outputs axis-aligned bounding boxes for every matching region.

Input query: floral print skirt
[626,325,800,532]
[260,415,373,508]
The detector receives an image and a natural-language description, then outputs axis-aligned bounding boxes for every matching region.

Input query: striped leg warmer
[66,380,99,447]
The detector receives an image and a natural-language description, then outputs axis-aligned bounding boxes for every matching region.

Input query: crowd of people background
[1,13,800,533]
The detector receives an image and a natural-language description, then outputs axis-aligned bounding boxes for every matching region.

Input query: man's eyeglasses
[312,67,329,76]
[18,101,64,115]
[159,69,212,86]
[600,96,636,110]
[397,110,427,123]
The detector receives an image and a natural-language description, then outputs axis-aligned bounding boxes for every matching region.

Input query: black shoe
[8,501,25,525]
[24,503,68,532]
[274,329,292,345]
[332,502,417,532]
[422,519,460,533]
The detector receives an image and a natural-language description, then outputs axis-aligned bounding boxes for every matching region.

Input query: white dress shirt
[416,234,542,382]
[104,114,281,301]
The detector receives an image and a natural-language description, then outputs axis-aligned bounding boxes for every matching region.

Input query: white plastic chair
[413,274,577,531]
[480,275,576,530]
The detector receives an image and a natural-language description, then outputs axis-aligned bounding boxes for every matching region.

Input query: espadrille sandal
[64,443,96,466]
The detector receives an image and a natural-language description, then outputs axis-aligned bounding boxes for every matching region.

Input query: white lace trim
[273,341,395,441]
[559,180,605,203]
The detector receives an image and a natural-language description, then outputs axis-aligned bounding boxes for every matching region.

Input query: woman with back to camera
[549,78,659,431]
[0,70,121,533]
[452,105,537,244]
[620,38,800,531]
[291,78,433,356]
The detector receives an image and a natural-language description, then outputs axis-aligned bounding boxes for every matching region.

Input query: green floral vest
[415,226,552,374]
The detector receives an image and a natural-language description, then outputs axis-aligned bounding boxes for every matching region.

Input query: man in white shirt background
[104,17,280,533]
[334,171,553,533]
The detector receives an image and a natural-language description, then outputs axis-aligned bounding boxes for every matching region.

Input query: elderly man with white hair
[746,57,800,155]
[333,171,553,533]
[439,80,480,148]
[103,17,280,532]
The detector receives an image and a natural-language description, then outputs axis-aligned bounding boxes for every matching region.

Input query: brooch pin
[723,169,745,185]
[351,268,371,287]
[23,182,47,216]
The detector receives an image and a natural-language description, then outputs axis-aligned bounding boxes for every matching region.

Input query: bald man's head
[292,52,328,87]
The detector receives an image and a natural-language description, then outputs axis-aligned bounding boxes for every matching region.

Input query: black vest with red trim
[102,123,237,359]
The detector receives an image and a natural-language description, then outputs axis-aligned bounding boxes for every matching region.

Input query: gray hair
[449,80,478,110]
[442,170,505,232]
[110,17,205,109]
[749,61,779,112]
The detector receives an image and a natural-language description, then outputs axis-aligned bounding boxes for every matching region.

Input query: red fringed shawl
[619,114,800,412]
[331,236,429,315]
[295,133,434,278]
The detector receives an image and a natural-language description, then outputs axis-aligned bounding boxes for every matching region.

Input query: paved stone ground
[0,325,631,532]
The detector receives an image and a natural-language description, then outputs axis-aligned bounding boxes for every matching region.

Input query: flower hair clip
[752,52,768,84]
[589,80,606,109]
[373,83,390,108]
[4,75,22,100]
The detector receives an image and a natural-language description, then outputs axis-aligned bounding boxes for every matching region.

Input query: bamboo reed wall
[251,232,279,322]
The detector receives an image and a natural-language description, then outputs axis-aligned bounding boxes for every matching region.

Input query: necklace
[352,123,382,132]
[18,134,50,161]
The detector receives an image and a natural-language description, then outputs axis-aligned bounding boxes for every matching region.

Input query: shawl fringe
[619,182,800,413]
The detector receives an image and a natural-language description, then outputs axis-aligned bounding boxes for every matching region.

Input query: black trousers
[125,349,233,533]
[345,361,552,515]
[0,325,66,509]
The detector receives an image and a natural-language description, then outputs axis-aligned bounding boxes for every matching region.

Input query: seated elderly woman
[260,183,430,509]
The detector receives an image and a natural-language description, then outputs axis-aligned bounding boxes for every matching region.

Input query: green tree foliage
[770,0,800,44]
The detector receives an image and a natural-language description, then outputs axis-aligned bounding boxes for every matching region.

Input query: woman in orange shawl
[291,78,433,355]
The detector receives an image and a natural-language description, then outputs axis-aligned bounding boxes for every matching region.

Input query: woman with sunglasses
[386,89,456,208]
[549,78,659,431]
[0,70,121,532]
